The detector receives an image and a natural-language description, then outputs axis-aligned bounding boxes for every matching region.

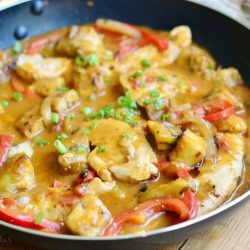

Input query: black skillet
[0,0,249,249]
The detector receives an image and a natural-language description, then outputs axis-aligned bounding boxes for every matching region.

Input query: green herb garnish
[54,140,68,154]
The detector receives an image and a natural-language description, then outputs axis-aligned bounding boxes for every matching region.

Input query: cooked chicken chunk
[41,90,80,127]
[148,121,182,150]
[16,54,72,81]
[58,133,90,174]
[216,68,242,87]
[86,177,115,195]
[16,105,44,139]
[65,195,111,236]
[215,115,247,133]
[197,133,244,215]
[51,89,80,113]
[120,68,191,108]
[169,129,206,166]
[0,153,35,192]
[56,26,105,56]
[87,119,158,183]
[33,77,66,96]
[170,25,192,48]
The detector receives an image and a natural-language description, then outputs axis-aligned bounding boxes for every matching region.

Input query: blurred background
[0,0,249,28]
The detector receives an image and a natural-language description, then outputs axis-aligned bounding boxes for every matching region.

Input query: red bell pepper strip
[27,31,66,55]
[11,74,40,99]
[103,197,190,236]
[139,29,169,51]
[155,160,190,178]
[193,99,234,122]
[181,189,198,218]
[0,135,12,167]
[0,207,60,233]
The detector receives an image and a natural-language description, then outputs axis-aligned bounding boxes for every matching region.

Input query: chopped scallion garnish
[54,140,68,154]
[34,211,43,225]
[57,133,68,140]
[133,70,143,78]
[97,145,105,153]
[51,112,59,124]
[141,59,151,68]
[66,113,75,119]
[150,89,160,98]
[12,41,22,54]
[87,54,99,67]
[82,107,93,116]
[12,92,23,101]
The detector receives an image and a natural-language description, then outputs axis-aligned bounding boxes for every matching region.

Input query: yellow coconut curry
[0,19,249,236]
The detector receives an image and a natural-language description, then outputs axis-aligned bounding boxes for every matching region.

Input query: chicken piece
[0,153,35,192]
[87,119,158,183]
[8,141,33,158]
[215,115,247,133]
[51,89,80,113]
[86,177,115,195]
[197,133,244,215]
[177,46,216,78]
[16,105,44,139]
[120,68,191,108]
[116,45,158,74]
[148,121,182,150]
[169,129,206,166]
[58,133,90,174]
[33,77,66,96]
[16,54,72,82]
[56,26,105,56]
[41,90,80,127]
[160,41,181,65]
[170,25,192,47]
[216,68,242,87]
[65,195,111,236]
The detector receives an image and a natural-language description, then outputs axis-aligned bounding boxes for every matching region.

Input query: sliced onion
[96,19,142,39]
[172,116,216,163]
[41,95,53,127]
[8,141,33,158]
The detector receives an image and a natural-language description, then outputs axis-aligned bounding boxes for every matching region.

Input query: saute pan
[0,0,249,249]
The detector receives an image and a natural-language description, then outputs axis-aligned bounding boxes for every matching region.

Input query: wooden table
[0,199,249,250]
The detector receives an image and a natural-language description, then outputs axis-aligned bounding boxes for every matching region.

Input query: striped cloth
[0,0,249,27]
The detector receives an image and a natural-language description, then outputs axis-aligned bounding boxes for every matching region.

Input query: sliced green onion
[57,86,70,93]
[141,59,151,68]
[154,98,164,110]
[177,80,185,89]
[82,107,93,116]
[115,108,124,119]
[75,56,85,66]
[102,106,114,117]
[207,65,215,70]
[95,109,105,119]
[133,70,143,78]
[83,128,91,134]
[51,112,60,124]
[143,99,152,105]
[0,100,9,107]
[161,113,171,121]
[157,75,167,82]
[150,89,160,98]
[97,145,105,153]
[57,133,68,140]
[12,41,22,54]
[66,113,75,119]
[54,140,68,154]
[36,139,48,147]
[87,54,99,67]
[12,92,23,101]
[121,132,131,138]
[34,211,43,225]
[77,146,87,154]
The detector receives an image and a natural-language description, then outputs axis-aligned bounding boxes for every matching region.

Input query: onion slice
[96,19,142,38]
[172,116,216,164]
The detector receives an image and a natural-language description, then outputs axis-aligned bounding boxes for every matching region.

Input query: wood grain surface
[0,199,249,250]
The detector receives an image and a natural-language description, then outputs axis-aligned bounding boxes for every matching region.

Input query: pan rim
[0,0,249,241]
